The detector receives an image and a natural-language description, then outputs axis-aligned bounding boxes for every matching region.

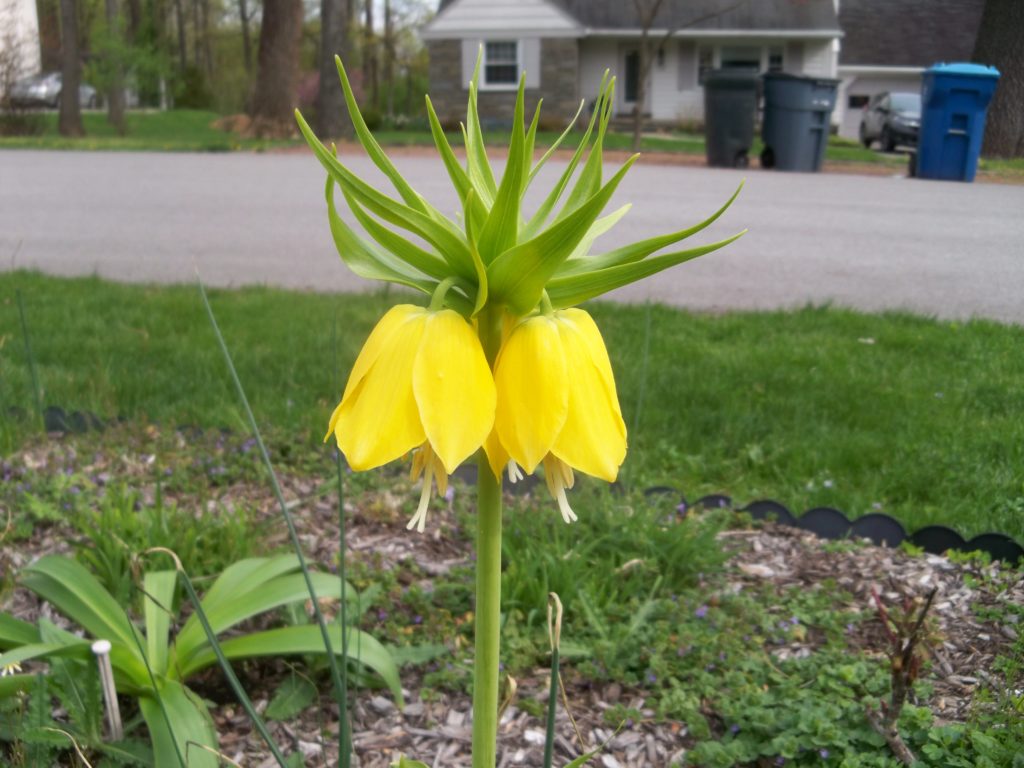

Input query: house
[421,0,844,127]
[834,0,985,139]
[0,0,41,93]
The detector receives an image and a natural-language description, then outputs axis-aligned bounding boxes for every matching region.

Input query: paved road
[2,150,1022,324]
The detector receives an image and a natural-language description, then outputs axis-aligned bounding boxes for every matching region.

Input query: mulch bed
[2,434,1021,766]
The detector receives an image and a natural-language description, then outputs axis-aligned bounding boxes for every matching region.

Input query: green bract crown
[295,53,745,318]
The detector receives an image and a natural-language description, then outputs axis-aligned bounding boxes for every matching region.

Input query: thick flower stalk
[298,53,744,768]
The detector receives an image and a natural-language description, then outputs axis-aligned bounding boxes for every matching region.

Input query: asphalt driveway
[1,149,1021,324]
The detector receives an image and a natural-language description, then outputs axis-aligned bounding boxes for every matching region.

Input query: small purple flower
[790,616,800,625]
[413,615,423,624]
[695,605,708,619]
[774,758,786,767]
[729,724,740,734]
[69,486,80,495]
[676,501,688,517]
[705,663,716,672]
[241,438,257,453]
[846,623,855,634]
[164,467,173,476]
[444,486,455,503]
[646,671,657,684]
[377,609,388,621]
[819,749,830,759]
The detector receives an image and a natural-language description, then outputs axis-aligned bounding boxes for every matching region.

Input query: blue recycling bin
[915,62,1000,182]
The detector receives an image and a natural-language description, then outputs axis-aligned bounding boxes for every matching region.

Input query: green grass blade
[184,625,404,705]
[20,556,144,660]
[488,155,638,315]
[558,181,744,276]
[523,99,542,183]
[546,230,747,309]
[15,289,43,426]
[477,75,526,263]
[332,56,429,216]
[143,569,177,677]
[198,280,354,741]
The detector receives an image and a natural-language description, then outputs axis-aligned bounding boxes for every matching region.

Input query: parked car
[9,72,98,109]
[859,91,921,151]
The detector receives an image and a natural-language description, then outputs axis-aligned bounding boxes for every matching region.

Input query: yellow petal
[550,309,627,481]
[483,428,509,482]
[412,309,496,474]
[333,310,427,470]
[341,304,423,406]
[493,315,568,473]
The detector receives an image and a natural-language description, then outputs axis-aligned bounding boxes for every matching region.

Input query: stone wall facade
[427,38,580,129]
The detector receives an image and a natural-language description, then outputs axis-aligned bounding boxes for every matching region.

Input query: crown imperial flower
[326,304,496,531]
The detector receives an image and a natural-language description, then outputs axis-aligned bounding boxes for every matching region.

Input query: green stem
[472,450,502,768]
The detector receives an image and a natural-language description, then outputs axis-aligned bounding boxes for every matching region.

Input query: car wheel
[859,123,871,148]
[881,126,895,153]
[760,147,775,169]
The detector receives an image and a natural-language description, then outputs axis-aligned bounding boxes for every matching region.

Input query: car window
[890,93,921,112]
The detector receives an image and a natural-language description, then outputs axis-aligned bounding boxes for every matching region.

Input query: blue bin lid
[927,62,1000,78]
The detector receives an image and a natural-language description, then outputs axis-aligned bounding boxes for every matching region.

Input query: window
[768,46,784,72]
[483,41,518,87]
[720,45,760,71]
[697,46,714,84]
[848,94,869,109]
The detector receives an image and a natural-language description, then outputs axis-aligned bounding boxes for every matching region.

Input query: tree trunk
[105,0,126,134]
[250,0,303,137]
[58,0,84,136]
[383,0,394,119]
[191,0,201,68]
[38,0,63,71]
[631,35,652,151]
[200,0,212,78]
[316,0,352,138]
[173,0,186,71]
[363,0,377,109]
[972,0,1024,157]
[238,0,253,73]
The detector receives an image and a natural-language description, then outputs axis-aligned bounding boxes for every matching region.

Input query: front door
[624,49,640,107]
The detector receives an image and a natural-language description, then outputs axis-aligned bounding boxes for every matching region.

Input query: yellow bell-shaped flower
[327,304,496,531]
[488,308,627,522]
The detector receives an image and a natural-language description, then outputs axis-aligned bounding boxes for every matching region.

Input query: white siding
[424,0,580,38]
[0,0,41,84]
[801,40,834,78]
[579,38,618,102]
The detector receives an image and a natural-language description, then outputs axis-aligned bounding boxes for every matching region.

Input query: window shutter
[461,38,482,89]
[677,41,697,90]
[522,38,540,88]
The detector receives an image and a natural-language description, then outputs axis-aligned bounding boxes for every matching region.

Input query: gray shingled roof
[838,0,984,67]
[436,0,840,31]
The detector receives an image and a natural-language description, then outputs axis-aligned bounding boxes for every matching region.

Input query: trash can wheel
[760,147,775,169]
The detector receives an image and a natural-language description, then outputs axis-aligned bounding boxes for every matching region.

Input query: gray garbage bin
[760,73,840,172]
[703,69,758,168]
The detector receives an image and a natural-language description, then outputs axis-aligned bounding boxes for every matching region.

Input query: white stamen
[506,460,524,484]
[554,483,578,524]
[407,462,433,533]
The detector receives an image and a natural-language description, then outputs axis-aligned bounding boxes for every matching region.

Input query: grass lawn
[2,271,1022,540]
[7,109,1022,179]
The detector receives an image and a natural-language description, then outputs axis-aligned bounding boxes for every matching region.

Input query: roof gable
[426,0,581,38]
